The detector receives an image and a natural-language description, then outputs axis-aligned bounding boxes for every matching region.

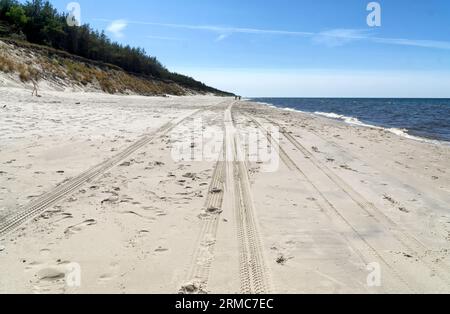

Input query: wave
[254,101,278,109]
[282,107,300,112]
[314,112,377,129]
[254,102,445,144]
[254,101,307,113]
[313,111,443,145]
[384,127,442,144]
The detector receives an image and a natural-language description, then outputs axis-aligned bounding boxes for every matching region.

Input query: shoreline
[251,100,450,146]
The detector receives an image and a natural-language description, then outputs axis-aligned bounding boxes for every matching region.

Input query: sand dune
[0,88,449,293]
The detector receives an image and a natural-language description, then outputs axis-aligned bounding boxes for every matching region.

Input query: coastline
[1,89,449,293]
[252,100,450,146]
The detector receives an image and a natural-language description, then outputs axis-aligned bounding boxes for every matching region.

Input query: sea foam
[314,111,442,145]
[258,102,443,144]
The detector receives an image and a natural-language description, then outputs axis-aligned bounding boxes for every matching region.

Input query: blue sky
[48,0,450,97]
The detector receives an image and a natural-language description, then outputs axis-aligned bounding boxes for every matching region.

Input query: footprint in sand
[179,281,206,294]
[183,173,198,180]
[119,161,132,167]
[154,246,169,253]
[64,219,97,236]
[137,229,150,237]
[156,210,168,217]
[206,207,223,215]
[25,261,44,271]
[98,262,120,283]
[101,193,119,204]
[40,248,51,257]
[121,211,155,221]
[36,267,66,282]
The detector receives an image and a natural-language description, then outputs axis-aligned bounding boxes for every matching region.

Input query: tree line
[0,0,230,94]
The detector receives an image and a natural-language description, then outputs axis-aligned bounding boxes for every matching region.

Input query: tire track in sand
[291,125,450,265]
[269,118,450,288]
[244,110,450,291]
[0,103,228,237]
[179,148,226,294]
[225,105,271,294]
[239,111,415,292]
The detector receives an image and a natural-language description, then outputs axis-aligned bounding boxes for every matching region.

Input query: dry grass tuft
[0,54,16,72]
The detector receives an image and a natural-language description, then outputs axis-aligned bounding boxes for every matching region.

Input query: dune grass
[0,44,188,95]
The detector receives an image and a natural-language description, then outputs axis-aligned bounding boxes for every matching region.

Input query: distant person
[31,79,40,97]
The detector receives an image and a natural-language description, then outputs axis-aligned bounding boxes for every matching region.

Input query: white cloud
[95,18,450,51]
[215,34,230,42]
[106,19,127,38]
[94,18,314,40]
[313,29,367,47]
[116,20,314,37]
[371,37,450,50]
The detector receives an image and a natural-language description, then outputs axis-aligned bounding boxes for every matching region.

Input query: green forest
[0,0,230,95]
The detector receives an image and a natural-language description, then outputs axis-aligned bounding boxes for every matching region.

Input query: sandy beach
[1,87,449,294]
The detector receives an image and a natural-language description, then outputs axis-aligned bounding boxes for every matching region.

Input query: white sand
[0,88,449,294]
